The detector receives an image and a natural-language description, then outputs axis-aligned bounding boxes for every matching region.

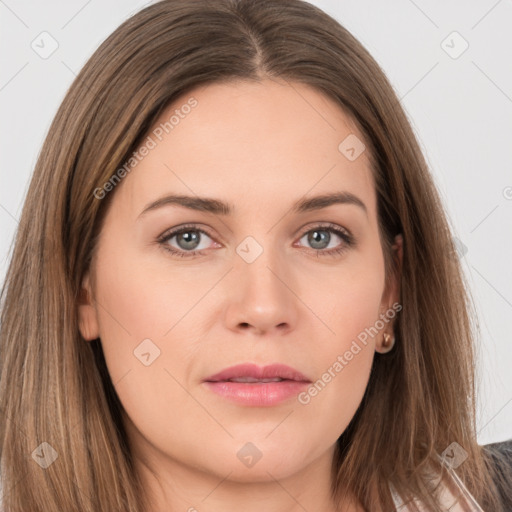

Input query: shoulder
[483,437,512,458]
[481,438,512,509]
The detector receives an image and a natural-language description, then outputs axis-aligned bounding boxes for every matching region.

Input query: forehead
[114,79,376,221]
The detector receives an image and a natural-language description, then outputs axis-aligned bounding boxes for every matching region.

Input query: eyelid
[158,223,217,241]
[297,221,352,239]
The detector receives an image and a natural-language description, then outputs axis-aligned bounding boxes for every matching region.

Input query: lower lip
[203,380,310,406]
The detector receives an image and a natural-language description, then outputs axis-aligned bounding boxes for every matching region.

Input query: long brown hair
[0,1,508,510]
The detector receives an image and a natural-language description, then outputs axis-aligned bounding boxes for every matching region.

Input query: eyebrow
[138,191,368,219]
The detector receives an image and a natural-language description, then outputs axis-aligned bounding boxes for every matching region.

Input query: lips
[202,364,312,406]
[204,363,311,383]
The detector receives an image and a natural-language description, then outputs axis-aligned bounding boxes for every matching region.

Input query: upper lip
[204,363,311,383]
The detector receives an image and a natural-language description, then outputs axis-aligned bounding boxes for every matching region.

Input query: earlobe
[78,273,100,341]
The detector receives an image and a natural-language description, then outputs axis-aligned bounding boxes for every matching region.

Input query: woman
[0,1,510,510]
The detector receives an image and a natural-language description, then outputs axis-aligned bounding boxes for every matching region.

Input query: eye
[157,222,355,259]
[295,223,354,257]
[157,224,217,258]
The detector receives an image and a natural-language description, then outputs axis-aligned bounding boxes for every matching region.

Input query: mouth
[221,377,290,383]
[202,363,311,406]
[204,362,310,383]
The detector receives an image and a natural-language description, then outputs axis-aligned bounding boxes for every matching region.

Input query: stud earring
[380,332,396,353]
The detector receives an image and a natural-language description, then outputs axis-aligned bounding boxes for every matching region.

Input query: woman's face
[79,79,401,488]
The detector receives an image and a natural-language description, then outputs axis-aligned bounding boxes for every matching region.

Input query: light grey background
[1,0,511,444]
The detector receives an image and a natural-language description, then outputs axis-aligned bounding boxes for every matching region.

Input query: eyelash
[157,222,355,259]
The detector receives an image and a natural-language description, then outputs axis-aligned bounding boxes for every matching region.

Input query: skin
[79,78,402,512]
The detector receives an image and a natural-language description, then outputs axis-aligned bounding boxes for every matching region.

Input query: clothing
[481,438,512,509]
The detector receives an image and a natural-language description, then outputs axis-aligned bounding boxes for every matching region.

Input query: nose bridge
[225,231,298,333]
[234,233,285,294]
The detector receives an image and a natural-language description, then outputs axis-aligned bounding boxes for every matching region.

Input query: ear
[376,233,403,352]
[78,272,100,341]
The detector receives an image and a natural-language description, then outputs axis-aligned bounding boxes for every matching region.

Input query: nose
[223,243,300,336]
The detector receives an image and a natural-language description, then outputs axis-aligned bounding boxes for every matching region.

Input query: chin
[183,439,304,480]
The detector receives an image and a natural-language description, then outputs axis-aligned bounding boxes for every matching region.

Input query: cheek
[91,245,201,436]
[296,247,385,426]
[297,292,378,443]
[93,239,192,339]
[91,240,196,388]
[309,245,386,350]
